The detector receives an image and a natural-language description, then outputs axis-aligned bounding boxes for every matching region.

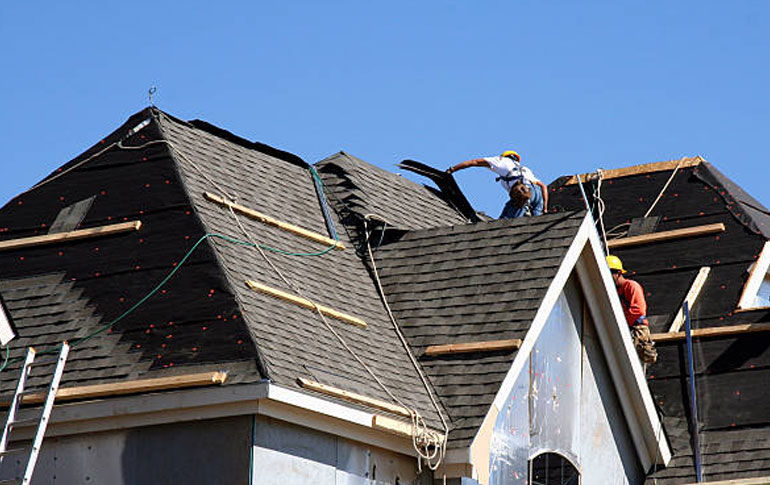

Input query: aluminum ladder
[0,342,69,485]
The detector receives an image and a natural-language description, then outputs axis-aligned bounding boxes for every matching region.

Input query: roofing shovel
[397,159,481,222]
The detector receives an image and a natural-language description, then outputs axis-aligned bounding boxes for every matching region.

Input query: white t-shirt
[483,156,540,192]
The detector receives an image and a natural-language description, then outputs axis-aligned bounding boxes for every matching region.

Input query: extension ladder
[0,342,69,485]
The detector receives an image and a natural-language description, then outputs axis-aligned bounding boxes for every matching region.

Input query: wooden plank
[681,476,770,485]
[607,223,725,249]
[564,156,703,186]
[0,221,142,252]
[371,415,444,443]
[652,323,770,343]
[424,339,522,356]
[245,280,368,328]
[668,267,711,333]
[2,371,228,408]
[737,241,770,310]
[204,192,344,250]
[297,377,411,418]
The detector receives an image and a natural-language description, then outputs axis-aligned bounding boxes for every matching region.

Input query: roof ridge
[564,155,704,186]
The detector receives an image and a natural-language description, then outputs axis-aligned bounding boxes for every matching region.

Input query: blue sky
[1,1,768,217]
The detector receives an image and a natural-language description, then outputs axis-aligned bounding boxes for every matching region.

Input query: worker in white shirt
[447,150,548,218]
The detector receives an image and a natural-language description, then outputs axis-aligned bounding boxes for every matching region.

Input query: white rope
[644,158,684,218]
[363,216,449,471]
[592,169,609,252]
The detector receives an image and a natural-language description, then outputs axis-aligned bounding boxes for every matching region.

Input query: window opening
[529,452,579,485]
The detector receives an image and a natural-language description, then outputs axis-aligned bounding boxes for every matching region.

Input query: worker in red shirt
[607,255,657,364]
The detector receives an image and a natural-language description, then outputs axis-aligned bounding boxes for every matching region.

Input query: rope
[591,169,609,252]
[363,216,449,470]
[644,159,683,218]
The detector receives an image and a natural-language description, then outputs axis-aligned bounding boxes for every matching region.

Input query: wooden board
[424,339,522,356]
[2,371,227,408]
[668,267,711,333]
[245,280,368,328]
[371,414,444,443]
[652,323,770,343]
[564,156,703,186]
[680,476,770,485]
[0,221,142,252]
[297,377,411,417]
[607,223,725,249]
[204,192,344,250]
[737,241,770,310]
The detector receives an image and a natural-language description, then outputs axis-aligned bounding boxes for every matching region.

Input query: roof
[549,157,770,483]
[0,108,446,428]
[372,211,586,448]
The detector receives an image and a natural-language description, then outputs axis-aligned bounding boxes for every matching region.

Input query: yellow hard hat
[501,150,521,161]
[606,255,626,273]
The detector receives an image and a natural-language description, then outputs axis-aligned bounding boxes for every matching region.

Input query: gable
[468,215,670,484]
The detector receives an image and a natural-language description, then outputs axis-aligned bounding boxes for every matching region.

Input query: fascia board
[6,381,423,459]
[737,240,770,309]
[577,225,672,470]
[469,214,592,483]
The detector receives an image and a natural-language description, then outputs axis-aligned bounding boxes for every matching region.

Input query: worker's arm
[534,180,549,213]
[447,159,489,174]
[624,282,648,326]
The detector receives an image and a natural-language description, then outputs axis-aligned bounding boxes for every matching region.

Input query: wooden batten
[564,156,703,186]
[2,371,228,408]
[607,223,725,249]
[668,267,711,333]
[371,415,444,443]
[245,280,368,328]
[737,241,770,310]
[204,192,344,250]
[424,339,522,356]
[652,323,770,343]
[297,377,411,417]
[0,221,142,252]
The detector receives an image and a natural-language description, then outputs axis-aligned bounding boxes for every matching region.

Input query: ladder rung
[0,447,27,457]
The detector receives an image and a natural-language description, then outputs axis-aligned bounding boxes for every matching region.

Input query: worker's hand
[446,167,454,174]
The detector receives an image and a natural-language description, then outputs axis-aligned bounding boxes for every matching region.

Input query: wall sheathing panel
[488,278,642,484]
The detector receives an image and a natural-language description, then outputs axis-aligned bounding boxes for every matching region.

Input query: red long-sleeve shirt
[617,279,648,327]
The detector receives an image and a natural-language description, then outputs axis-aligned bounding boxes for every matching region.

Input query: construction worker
[607,255,657,364]
[447,150,548,219]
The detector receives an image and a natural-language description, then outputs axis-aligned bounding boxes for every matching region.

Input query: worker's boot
[632,324,657,364]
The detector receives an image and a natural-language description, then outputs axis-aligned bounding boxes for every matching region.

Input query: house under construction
[0,108,766,485]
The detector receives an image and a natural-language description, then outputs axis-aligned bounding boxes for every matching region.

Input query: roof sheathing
[157,114,445,427]
[373,211,585,447]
